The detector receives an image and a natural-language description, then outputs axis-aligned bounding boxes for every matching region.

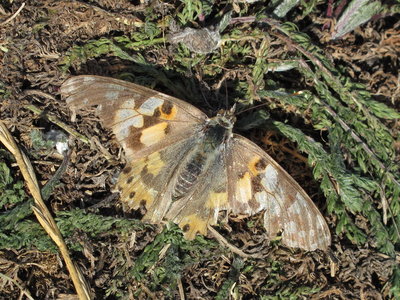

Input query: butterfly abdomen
[172,123,229,200]
[172,152,208,200]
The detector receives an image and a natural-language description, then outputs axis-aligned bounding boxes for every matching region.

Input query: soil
[0,1,399,299]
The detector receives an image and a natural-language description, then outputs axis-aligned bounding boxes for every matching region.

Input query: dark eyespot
[123,166,132,174]
[161,102,173,115]
[255,159,267,171]
[164,124,171,134]
[153,108,161,117]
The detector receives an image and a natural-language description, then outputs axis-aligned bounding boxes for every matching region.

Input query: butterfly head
[210,105,236,130]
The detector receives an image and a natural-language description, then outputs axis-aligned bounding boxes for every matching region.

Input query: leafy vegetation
[1,0,398,298]
[60,11,399,256]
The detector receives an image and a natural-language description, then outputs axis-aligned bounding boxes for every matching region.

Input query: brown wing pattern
[226,134,331,251]
[61,75,207,161]
[116,136,199,222]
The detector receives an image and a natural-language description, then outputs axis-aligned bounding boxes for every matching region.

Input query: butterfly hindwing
[61,75,207,162]
[226,135,331,250]
[116,136,199,221]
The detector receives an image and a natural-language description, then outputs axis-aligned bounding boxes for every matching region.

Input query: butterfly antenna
[236,90,306,116]
[224,80,229,110]
[235,101,269,116]
[199,83,213,111]
[230,103,237,115]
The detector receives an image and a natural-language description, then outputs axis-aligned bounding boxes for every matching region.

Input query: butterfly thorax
[171,113,234,200]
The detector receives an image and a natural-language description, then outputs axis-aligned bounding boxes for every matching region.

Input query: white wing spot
[287,200,301,215]
[255,191,276,211]
[126,116,144,128]
[288,192,307,215]
[263,192,282,231]
[116,109,139,120]
[114,116,144,139]
[296,192,307,206]
[105,90,120,100]
[261,165,278,192]
[120,99,136,109]
[138,97,164,115]
[285,221,297,234]
[298,230,306,239]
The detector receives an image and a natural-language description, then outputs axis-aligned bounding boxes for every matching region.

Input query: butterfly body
[173,112,234,200]
[61,75,331,251]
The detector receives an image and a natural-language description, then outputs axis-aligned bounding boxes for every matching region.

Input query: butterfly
[61,75,331,251]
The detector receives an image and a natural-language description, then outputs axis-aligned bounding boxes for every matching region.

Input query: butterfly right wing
[61,75,208,220]
[116,135,200,221]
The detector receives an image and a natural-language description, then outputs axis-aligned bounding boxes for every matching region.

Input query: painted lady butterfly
[61,75,331,251]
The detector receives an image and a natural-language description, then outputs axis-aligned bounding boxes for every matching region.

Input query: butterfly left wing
[158,131,331,251]
[225,134,331,251]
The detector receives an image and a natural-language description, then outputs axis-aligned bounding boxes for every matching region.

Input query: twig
[177,277,185,300]
[0,272,35,300]
[25,104,90,145]
[23,89,57,101]
[208,225,262,259]
[1,2,25,26]
[0,121,92,300]
[261,136,308,164]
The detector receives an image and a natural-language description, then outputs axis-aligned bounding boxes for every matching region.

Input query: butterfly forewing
[226,135,331,250]
[61,75,207,161]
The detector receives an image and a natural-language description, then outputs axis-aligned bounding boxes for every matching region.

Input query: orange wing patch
[248,156,265,176]
[117,168,157,210]
[117,152,166,210]
[123,179,157,209]
[178,214,208,240]
[236,172,253,203]
[139,122,170,146]
[205,191,228,209]
[157,101,177,120]
[145,152,165,176]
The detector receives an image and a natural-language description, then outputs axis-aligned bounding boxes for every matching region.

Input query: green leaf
[333,0,382,39]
